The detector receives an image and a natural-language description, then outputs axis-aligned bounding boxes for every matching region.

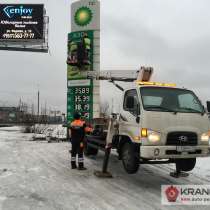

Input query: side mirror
[207,101,210,113]
[126,96,135,109]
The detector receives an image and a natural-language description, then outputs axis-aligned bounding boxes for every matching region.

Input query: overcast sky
[0,0,210,113]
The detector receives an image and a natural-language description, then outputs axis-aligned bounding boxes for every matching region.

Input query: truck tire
[175,158,196,172]
[121,142,139,174]
[84,142,98,156]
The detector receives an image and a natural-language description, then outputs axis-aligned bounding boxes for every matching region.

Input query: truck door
[120,89,140,138]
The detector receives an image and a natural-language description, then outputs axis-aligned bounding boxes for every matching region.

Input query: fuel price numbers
[67,86,93,121]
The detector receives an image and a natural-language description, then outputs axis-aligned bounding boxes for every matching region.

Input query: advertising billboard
[67,30,94,80]
[0,4,44,41]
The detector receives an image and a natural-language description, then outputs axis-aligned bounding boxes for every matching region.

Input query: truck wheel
[175,158,196,172]
[121,142,139,174]
[84,142,98,156]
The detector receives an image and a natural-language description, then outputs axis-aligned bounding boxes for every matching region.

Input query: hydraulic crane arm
[109,80,124,92]
[86,66,154,91]
[86,70,138,82]
[86,66,153,83]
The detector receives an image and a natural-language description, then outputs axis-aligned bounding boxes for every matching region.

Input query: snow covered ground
[0,127,210,210]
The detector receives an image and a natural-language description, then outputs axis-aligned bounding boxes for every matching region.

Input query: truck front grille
[166,132,198,146]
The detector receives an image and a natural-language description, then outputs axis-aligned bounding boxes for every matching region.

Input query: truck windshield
[140,87,204,114]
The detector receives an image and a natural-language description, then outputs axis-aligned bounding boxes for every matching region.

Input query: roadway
[0,127,210,210]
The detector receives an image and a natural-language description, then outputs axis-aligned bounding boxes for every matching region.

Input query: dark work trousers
[71,139,84,168]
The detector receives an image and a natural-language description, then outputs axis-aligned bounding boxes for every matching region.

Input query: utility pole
[44,101,47,124]
[19,98,22,111]
[31,103,34,115]
[37,89,40,123]
[31,103,35,123]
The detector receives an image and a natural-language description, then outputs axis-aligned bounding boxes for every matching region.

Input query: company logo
[74,7,92,27]
[162,185,210,205]
[178,135,188,142]
[3,5,33,18]
[165,185,179,202]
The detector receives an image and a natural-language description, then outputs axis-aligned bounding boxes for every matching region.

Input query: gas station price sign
[67,85,93,122]
[67,29,94,123]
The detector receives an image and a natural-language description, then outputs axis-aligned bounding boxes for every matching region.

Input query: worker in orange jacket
[70,112,92,170]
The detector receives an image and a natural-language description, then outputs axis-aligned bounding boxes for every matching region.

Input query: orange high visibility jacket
[70,120,93,142]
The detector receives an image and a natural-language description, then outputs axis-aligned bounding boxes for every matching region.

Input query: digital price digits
[72,87,92,120]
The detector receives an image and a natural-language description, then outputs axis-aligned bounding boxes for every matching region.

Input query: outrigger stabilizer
[93,114,117,178]
[170,165,189,178]
[94,145,113,178]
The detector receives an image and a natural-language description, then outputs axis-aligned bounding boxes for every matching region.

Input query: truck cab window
[143,96,162,106]
[178,93,202,112]
[123,89,139,116]
[141,87,204,113]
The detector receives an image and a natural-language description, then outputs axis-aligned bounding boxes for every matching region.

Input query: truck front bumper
[140,145,210,159]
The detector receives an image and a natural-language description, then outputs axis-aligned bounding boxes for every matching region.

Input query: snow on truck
[84,67,210,176]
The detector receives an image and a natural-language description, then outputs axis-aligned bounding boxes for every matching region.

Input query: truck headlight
[141,128,161,143]
[201,131,210,143]
[148,131,161,143]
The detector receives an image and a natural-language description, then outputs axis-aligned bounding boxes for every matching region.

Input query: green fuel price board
[67,84,93,122]
[67,30,94,123]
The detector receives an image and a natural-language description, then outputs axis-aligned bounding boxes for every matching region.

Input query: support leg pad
[170,171,189,178]
[94,170,113,178]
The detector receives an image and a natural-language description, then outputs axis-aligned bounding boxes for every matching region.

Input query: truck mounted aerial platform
[84,67,210,178]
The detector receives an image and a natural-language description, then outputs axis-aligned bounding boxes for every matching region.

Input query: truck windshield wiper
[144,105,177,114]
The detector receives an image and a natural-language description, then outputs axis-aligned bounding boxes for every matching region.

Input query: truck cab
[116,82,210,173]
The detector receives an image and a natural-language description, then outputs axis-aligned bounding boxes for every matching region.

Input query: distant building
[0,106,64,124]
[48,110,63,124]
[0,107,35,124]
[0,107,20,123]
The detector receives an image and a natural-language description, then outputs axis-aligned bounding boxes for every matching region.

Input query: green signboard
[67,30,94,80]
[67,30,94,123]
[67,84,93,122]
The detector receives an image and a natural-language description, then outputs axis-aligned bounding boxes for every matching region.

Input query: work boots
[71,161,77,169]
[71,162,87,170]
[78,162,87,170]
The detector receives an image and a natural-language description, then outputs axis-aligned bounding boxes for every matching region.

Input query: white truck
[84,67,210,175]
